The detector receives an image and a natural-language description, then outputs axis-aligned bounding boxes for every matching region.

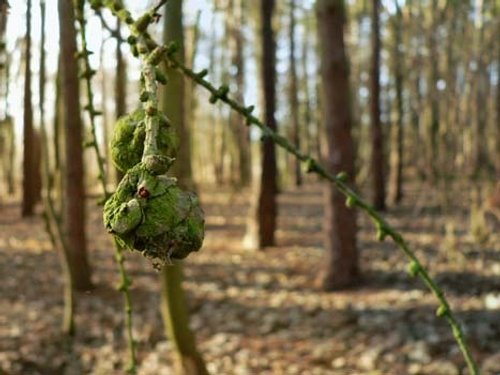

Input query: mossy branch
[74,1,137,373]
[95,2,478,374]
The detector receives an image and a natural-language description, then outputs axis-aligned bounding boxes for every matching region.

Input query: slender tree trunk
[426,0,440,182]
[496,3,500,179]
[388,4,404,205]
[317,0,359,290]
[245,0,278,249]
[160,265,208,375]
[289,0,302,187]
[472,0,489,175]
[114,18,126,184]
[229,0,251,187]
[22,0,36,216]
[301,14,313,159]
[58,0,92,291]
[159,2,208,374]
[369,0,385,210]
[160,0,194,189]
[40,0,74,334]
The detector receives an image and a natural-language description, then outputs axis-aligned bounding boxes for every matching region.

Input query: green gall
[436,305,448,318]
[345,196,356,208]
[196,69,208,78]
[139,90,149,102]
[336,171,348,183]
[112,0,123,12]
[155,69,168,85]
[103,163,205,263]
[90,0,103,9]
[166,41,180,56]
[110,109,179,172]
[407,261,420,277]
[305,158,317,173]
[127,35,137,45]
[148,46,167,66]
[117,10,133,24]
[134,13,152,33]
[376,226,387,242]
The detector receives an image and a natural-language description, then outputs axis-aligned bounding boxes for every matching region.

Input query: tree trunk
[388,3,404,205]
[229,0,251,187]
[160,265,208,375]
[58,0,92,291]
[40,0,74,334]
[472,0,489,176]
[426,0,440,182]
[369,0,385,210]
[160,0,194,190]
[159,2,208,374]
[22,0,37,216]
[317,0,359,290]
[496,3,500,179]
[244,0,278,250]
[115,18,126,184]
[288,0,302,187]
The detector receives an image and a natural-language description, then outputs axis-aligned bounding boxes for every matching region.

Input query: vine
[73,1,137,372]
[90,1,478,374]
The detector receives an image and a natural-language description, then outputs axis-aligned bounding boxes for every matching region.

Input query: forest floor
[0,181,499,375]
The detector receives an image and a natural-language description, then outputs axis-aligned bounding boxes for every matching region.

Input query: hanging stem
[74,1,137,373]
[94,2,478,374]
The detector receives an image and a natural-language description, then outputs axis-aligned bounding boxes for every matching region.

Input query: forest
[0,0,499,374]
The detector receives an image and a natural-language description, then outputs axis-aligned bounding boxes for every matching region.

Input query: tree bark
[159,2,208,374]
[160,0,194,190]
[245,0,278,250]
[58,0,92,291]
[388,3,404,205]
[229,0,251,187]
[22,0,37,216]
[114,18,126,184]
[288,0,302,187]
[160,265,208,375]
[369,0,386,210]
[317,0,359,290]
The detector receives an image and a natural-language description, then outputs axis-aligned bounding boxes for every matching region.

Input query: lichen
[110,109,179,172]
[103,162,204,263]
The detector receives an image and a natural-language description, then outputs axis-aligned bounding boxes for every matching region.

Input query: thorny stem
[74,1,137,373]
[96,2,478,374]
[169,55,480,375]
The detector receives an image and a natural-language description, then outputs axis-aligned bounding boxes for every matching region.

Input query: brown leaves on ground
[0,182,499,375]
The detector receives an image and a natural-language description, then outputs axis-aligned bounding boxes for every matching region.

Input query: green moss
[103,163,204,263]
[110,109,179,172]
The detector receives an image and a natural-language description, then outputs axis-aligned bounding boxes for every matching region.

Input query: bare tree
[58,0,92,291]
[369,0,386,210]
[244,0,278,249]
[317,0,359,290]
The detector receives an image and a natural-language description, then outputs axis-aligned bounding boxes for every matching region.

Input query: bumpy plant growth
[103,160,204,264]
[86,0,478,374]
